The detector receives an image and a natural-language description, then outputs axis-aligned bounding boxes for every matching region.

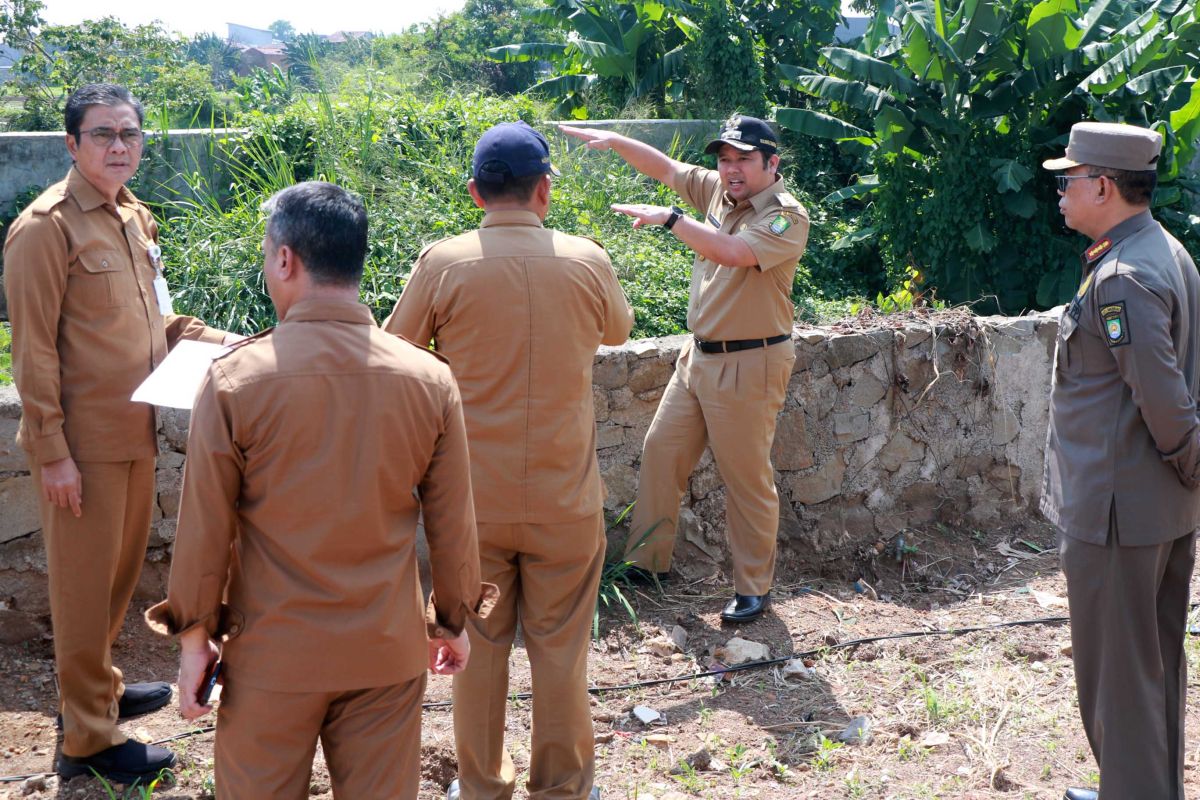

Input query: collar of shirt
[66,165,139,215]
[480,209,544,229]
[280,297,376,326]
[1082,209,1156,265]
[722,175,788,213]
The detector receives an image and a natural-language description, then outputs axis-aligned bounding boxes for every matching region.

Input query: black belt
[694,333,790,354]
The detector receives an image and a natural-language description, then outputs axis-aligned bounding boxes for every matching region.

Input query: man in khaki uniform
[561,115,808,622]
[1041,122,1200,800]
[146,182,496,799]
[3,84,234,783]
[386,121,633,800]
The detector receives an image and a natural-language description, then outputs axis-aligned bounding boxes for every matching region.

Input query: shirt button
[435,627,446,638]
[101,260,109,267]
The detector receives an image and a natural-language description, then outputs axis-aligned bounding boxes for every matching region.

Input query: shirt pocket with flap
[69,249,129,309]
[1056,310,1082,375]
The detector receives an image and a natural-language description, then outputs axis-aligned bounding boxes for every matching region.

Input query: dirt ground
[4,522,1200,799]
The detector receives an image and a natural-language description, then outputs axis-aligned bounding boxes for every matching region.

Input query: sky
[39,0,470,37]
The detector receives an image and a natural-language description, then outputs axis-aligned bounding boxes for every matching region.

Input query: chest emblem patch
[769,214,792,235]
[1100,301,1129,347]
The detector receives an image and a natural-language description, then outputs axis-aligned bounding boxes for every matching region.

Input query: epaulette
[580,234,608,251]
[29,187,69,216]
[392,332,451,365]
[213,328,274,359]
[775,191,806,210]
[416,235,456,262]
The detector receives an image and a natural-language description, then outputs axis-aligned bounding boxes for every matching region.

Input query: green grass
[0,323,11,385]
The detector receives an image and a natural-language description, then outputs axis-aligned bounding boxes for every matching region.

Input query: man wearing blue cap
[386,121,633,800]
[561,115,809,623]
[1042,121,1200,800]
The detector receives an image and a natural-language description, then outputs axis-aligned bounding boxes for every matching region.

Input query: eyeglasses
[79,127,145,148]
[1056,173,1111,192]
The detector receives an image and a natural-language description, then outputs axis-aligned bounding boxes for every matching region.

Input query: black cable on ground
[1,611,1076,782]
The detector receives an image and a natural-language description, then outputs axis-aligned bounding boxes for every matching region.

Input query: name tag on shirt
[706,213,722,230]
[152,274,174,315]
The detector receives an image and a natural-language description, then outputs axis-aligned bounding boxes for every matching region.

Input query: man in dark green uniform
[1042,121,1200,800]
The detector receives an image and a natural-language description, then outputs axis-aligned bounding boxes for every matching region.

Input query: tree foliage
[685,0,767,117]
[780,0,1200,312]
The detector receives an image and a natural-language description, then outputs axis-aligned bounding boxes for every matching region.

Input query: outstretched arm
[559,125,685,186]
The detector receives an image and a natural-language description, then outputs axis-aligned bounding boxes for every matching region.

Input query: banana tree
[778,0,1200,310]
[487,0,700,117]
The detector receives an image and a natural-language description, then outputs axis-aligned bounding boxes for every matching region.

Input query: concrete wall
[0,314,1057,634]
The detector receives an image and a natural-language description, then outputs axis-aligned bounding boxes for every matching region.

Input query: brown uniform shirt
[667,166,809,340]
[146,298,495,692]
[1042,210,1200,545]
[4,168,225,465]
[384,209,634,524]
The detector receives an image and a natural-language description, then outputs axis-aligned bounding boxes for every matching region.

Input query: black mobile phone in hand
[198,660,222,705]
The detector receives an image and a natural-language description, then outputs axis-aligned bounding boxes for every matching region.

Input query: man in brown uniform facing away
[385,122,633,800]
[561,116,809,622]
[3,83,236,783]
[146,181,496,799]
[1042,122,1200,800]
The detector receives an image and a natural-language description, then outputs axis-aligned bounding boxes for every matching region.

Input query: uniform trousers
[453,513,606,800]
[1060,522,1195,800]
[625,338,795,595]
[34,458,156,757]
[214,673,426,799]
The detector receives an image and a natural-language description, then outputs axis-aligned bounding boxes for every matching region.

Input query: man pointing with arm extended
[561,115,809,623]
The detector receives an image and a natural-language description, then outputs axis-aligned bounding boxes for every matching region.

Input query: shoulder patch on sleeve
[1099,301,1130,348]
[213,328,274,359]
[29,188,68,216]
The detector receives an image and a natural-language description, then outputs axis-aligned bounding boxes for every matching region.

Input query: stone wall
[0,314,1056,634]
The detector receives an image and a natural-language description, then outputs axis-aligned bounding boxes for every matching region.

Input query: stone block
[593,386,610,423]
[608,386,634,410]
[156,467,183,518]
[628,359,672,394]
[159,407,191,453]
[847,373,888,407]
[787,453,845,505]
[593,354,630,389]
[833,412,869,444]
[878,432,925,472]
[157,450,185,470]
[796,329,826,345]
[632,339,660,358]
[601,462,638,512]
[991,405,1019,445]
[772,409,814,471]
[690,462,722,501]
[596,424,626,450]
[828,333,881,369]
[0,414,27,472]
[0,608,46,645]
[0,475,40,545]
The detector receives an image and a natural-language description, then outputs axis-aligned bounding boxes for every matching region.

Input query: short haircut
[473,165,544,203]
[1093,168,1157,206]
[64,84,144,139]
[262,182,368,287]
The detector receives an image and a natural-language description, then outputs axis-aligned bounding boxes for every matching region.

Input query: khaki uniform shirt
[384,210,633,523]
[667,167,809,340]
[1042,210,1200,545]
[4,168,224,465]
[146,298,496,692]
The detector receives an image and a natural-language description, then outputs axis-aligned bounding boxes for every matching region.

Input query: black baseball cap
[473,121,560,184]
[704,115,779,156]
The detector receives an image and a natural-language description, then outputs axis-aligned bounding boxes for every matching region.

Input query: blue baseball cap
[473,122,560,184]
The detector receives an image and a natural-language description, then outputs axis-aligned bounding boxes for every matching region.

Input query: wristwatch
[663,205,685,231]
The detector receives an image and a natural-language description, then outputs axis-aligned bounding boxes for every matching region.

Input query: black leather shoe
[622,565,670,587]
[57,740,176,784]
[1063,790,1097,800]
[721,592,770,623]
[57,681,173,730]
[118,682,172,719]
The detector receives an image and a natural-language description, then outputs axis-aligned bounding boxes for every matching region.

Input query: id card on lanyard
[147,244,174,315]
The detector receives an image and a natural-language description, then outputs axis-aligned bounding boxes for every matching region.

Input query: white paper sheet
[131,340,229,409]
